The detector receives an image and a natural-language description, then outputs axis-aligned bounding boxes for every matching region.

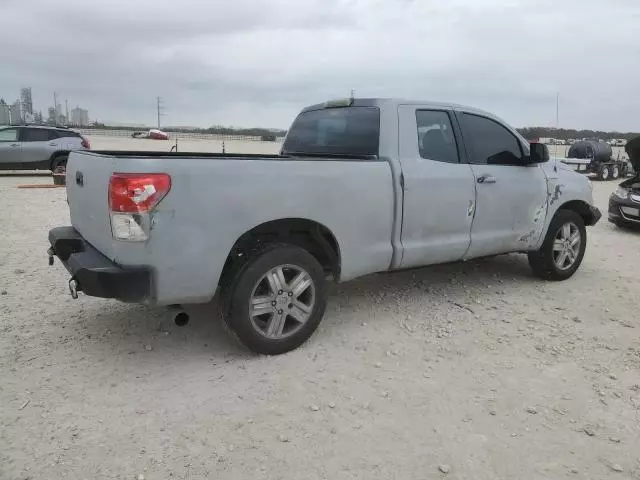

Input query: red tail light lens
[108,173,171,213]
[81,137,90,149]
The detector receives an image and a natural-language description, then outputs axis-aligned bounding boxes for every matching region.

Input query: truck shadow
[73,253,537,362]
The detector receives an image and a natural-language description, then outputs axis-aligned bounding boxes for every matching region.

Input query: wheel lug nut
[288,292,293,297]
[271,301,276,306]
[278,290,283,295]
[278,309,283,314]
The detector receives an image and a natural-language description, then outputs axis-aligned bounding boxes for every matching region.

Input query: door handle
[477,175,496,184]
[10,143,19,147]
[48,143,57,146]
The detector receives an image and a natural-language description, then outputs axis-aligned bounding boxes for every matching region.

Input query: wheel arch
[556,199,598,226]
[49,151,70,170]
[219,218,342,287]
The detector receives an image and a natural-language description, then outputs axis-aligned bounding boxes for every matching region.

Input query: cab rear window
[282,106,380,158]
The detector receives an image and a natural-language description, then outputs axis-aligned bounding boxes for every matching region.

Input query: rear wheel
[221,244,328,355]
[528,210,587,281]
[611,164,620,179]
[598,164,610,181]
[51,154,68,173]
[620,163,628,177]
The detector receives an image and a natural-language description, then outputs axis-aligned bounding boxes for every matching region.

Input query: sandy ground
[1,158,639,479]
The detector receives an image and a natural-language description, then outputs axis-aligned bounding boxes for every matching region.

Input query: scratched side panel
[531,160,595,250]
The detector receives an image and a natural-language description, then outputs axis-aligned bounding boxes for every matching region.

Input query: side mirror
[528,142,549,164]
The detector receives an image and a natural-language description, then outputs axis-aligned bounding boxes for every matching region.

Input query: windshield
[282,106,380,157]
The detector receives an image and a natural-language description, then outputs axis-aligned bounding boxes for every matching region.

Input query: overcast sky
[1,0,639,130]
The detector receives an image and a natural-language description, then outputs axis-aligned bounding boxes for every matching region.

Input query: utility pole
[65,99,69,123]
[156,96,165,129]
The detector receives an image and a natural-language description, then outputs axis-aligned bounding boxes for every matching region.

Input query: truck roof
[301,97,497,118]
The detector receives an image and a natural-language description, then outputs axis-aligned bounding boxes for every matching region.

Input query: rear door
[397,106,476,267]
[456,111,548,257]
[20,128,58,168]
[0,128,22,167]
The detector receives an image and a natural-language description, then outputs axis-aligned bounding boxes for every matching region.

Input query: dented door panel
[465,164,548,257]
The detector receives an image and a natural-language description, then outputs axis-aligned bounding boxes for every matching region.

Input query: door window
[0,128,18,142]
[415,110,459,163]
[22,128,51,142]
[460,113,523,165]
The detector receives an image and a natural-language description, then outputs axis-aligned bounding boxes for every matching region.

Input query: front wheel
[528,210,587,281]
[221,244,328,355]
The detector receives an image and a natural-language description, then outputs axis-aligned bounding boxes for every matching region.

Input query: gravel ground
[1,172,639,480]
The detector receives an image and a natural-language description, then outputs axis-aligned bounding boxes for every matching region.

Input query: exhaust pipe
[168,304,190,327]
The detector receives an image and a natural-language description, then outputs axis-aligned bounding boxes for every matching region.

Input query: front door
[456,111,548,258]
[0,128,22,167]
[397,106,476,268]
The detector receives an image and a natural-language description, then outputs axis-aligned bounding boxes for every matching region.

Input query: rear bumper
[48,226,151,302]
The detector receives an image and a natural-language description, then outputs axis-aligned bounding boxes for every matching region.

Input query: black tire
[51,154,68,173]
[611,164,620,179]
[221,244,328,355]
[620,163,628,177]
[528,210,587,281]
[598,164,610,181]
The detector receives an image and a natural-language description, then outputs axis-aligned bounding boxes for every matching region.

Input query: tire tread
[220,243,328,355]
[528,209,587,281]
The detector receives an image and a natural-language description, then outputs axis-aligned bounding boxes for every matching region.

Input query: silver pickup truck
[48,98,601,354]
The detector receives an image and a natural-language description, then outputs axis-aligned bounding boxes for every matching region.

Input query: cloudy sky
[1,0,639,130]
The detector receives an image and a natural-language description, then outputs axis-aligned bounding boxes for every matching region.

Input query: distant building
[0,99,9,124]
[47,106,57,124]
[70,106,89,126]
[55,103,65,123]
[10,100,22,124]
[20,87,33,115]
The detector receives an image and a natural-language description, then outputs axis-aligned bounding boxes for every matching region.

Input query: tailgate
[65,152,117,259]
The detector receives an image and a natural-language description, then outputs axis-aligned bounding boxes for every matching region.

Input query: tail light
[81,137,90,149]
[108,173,171,241]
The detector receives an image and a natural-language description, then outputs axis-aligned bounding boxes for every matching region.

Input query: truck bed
[64,150,397,305]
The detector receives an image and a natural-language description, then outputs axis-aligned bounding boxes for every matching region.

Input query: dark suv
[0,125,90,171]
